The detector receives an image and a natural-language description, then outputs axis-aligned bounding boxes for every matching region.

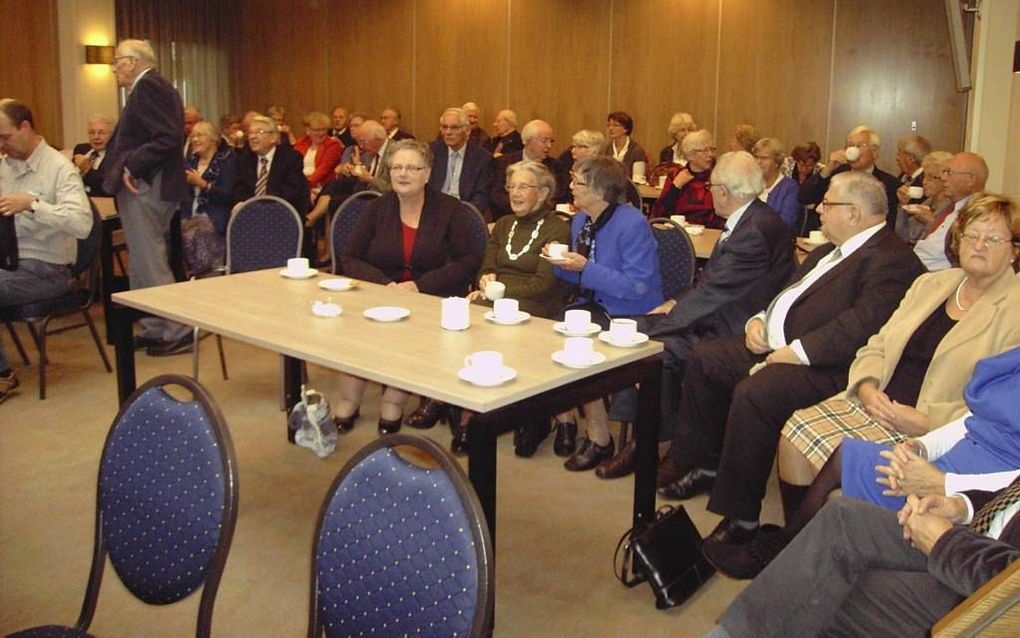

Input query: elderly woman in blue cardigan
[526,156,663,469]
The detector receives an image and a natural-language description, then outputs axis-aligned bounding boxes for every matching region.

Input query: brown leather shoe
[595,439,635,479]
[564,435,615,471]
[656,454,685,488]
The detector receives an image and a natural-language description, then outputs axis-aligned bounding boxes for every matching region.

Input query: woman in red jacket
[293,111,343,199]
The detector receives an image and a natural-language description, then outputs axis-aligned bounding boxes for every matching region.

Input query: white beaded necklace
[505,218,545,261]
[954,277,969,311]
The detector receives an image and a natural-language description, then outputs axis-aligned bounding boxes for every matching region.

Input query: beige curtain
[115,0,234,124]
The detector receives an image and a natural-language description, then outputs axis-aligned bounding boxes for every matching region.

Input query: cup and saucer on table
[598,318,649,348]
[553,309,601,337]
[552,336,606,369]
[318,277,358,292]
[279,257,318,279]
[485,298,530,325]
[458,350,517,387]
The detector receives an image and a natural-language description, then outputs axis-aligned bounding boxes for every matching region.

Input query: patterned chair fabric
[310,434,493,638]
[226,195,303,274]
[329,190,382,274]
[648,217,696,299]
[7,375,239,637]
[460,202,489,257]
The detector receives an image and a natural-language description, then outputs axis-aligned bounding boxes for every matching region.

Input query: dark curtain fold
[115,0,235,125]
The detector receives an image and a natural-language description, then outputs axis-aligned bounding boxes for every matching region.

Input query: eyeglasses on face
[390,165,427,173]
[110,55,135,66]
[960,231,1011,247]
[691,146,716,154]
[505,183,539,192]
[569,172,587,187]
[439,124,465,131]
[942,168,974,178]
[820,200,856,209]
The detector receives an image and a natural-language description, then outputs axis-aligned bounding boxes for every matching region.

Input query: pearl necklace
[505,218,545,261]
[954,277,968,311]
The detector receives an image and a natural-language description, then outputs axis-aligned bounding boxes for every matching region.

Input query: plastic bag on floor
[288,385,338,458]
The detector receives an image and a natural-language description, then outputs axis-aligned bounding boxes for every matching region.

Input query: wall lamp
[84,45,115,65]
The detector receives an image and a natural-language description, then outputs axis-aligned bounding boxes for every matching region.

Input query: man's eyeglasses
[569,172,587,187]
[439,124,465,131]
[390,165,427,173]
[960,231,1011,247]
[109,55,135,66]
[820,200,856,209]
[847,141,872,149]
[571,144,593,150]
[942,168,973,178]
[248,129,272,137]
[505,183,539,192]
[691,146,716,154]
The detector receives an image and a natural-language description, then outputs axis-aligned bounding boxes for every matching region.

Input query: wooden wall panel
[717,0,833,155]
[0,0,63,147]
[508,0,611,157]
[830,0,966,172]
[610,0,720,161]
[413,0,508,141]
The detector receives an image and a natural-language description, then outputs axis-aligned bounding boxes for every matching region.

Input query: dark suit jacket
[72,143,110,197]
[390,130,414,142]
[639,199,796,364]
[341,188,484,297]
[234,144,310,216]
[469,127,490,148]
[778,227,924,367]
[488,151,564,220]
[427,140,493,213]
[486,131,523,156]
[103,69,188,203]
[329,127,355,148]
[798,164,902,228]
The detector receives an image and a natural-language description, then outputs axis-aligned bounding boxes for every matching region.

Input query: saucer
[363,306,410,322]
[484,310,531,325]
[684,225,705,236]
[553,321,602,337]
[598,331,650,348]
[539,254,568,263]
[551,350,607,369]
[318,278,358,292]
[279,268,318,279]
[458,365,517,387]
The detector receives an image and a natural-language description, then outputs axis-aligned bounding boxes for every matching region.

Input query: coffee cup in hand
[808,230,826,244]
[547,242,568,260]
[844,146,861,162]
[484,280,506,300]
[908,186,924,200]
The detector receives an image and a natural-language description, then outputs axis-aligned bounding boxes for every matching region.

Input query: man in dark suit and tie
[658,171,924,555]
[71,114,114,196]
[489,119,563,220]
[597,151,796,478]
[380,107,414,141]
[327,105,355,148]
[103,39,192,356]
[427,107,492,215]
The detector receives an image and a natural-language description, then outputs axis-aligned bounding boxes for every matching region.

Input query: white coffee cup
[657,175,668,189]
[844,146,861,162]
[564,336,594,362]
[610,318,638,343]
[464,350,504,380]
[287,257,309,274]
[441,296,470,330]
[809,230,826,244]
[352,164,366,176]
[484,280,506,300]
[908,186,924,200]
[685,224,705,236]
[632,161,647,183]
[670,214,687,226]
[493,298,519,321]
[547,242,568,260]
[564,309,591,332]
[555,203,573,214]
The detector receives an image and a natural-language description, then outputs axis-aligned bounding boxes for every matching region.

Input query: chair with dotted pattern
[308,433,493,637]
[7,375,239,638]
[648,217,697,299]
[329,190,382,275]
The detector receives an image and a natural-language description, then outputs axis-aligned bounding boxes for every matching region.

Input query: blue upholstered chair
[648,217,697,299]
[460,201,490,257]
[7,375,239,638]
[308,434,493,637]
[0,199,111,399]
[329,190,381,275]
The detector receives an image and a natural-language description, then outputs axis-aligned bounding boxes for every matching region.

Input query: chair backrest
[226,195,303,274]
[309,434,493,638]
[75,200,104,278]
[460,201,490,256]
[329,190,382,274]
[625,181,643,210]
[78,375,238,636]
[932,559,1020,637]
[648,217,696,298]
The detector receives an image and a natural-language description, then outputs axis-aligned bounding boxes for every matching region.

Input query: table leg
[468,415,499,547]
[633,357,662,528]
[169,212,186,282]
[282,355,302,443]
[112,305,136,404]
[101,218,117,344]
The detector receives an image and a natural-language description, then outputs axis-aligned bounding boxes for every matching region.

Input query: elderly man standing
[380,107,413,141]
[654,172,923,562]
[489,119,562,219]
[103,39,193,356]
[462,102,490,148]
[799,125,900,230]
[0,99,92,401]
[71,114,115,196]
[428,107,492,213]
[912,151,988,271]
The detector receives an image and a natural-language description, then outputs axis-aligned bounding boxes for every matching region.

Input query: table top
[90,196,117,220]
[112,269,662,413]
[636,182,662,200]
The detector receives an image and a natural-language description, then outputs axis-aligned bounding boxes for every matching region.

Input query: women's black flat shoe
[553,420,578,457]
[405,398,448,429]
[378,417,402,435]
[333,409,360,433]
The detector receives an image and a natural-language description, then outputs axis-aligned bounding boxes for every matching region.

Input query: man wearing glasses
[427,107,493,214]
[103,39,193,356]
[489,120,563,220]
[913,152,988,271]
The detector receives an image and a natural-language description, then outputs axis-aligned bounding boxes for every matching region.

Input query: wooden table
[636,182,662,201]
[110,270,663,556]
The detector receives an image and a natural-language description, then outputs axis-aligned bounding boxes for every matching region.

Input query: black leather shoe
[657,468,715,500]
[564,435,615,471]
[333,409,360,433]
[705,517,759,546]
[656,454,685,488]
[595,438,636,479]
[378,417,402,435]
[514,419,551,458]
[450,419,469,456]
[553,420,577,457]
[133,334,163,350]
[147,333,195,357]
[405,398,448,429]
[702,522,771,580]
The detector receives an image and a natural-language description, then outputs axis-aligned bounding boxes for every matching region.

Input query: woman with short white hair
[659,112,697,165]
[752,137,800,228]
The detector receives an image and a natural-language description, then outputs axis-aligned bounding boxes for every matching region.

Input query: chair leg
[25,322,49,366]
[215,334,228,380]
[80,309,112,372]
[32,318,52,400]
[192,326,201,380]
[5,322,30,366]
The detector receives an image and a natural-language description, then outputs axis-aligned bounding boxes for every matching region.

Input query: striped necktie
[971,475,1020,535]
[255,157,268,196]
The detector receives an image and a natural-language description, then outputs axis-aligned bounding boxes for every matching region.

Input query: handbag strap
[613,505,677,587]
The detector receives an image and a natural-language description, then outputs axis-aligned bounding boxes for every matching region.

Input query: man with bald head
[489,119,562,219]
[72,114,115,196]
[912,151,988,271]
[103,38,192,356]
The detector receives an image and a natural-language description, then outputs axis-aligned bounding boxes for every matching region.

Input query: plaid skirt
[781,398,908,472]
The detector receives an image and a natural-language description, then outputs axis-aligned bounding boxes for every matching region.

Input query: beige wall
[57,0,119,151]
[0,0,63,147]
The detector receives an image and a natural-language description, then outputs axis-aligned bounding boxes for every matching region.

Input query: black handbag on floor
[614,505,715,609]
